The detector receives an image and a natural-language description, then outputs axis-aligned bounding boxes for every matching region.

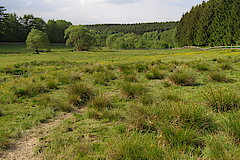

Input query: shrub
[94,71,116,85]
[146,69,165,80]
[68,83,95,107]
[121,82,148,99]
[203,88,240,112]
[88,94,114,110]
[168,67,197,86]
[209,72,229,82]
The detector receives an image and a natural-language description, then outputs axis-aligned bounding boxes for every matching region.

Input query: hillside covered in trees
[86,22,177,35]
[176,0,240,47]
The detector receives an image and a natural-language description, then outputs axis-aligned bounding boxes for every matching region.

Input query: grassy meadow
[0,44,240,159]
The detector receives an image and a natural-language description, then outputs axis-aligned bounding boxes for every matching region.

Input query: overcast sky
[2,0,205,24]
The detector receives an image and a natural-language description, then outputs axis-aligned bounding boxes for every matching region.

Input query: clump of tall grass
[119,64,135,75]
[68,83,95,107]
[203,134,240,160]
[128,102,216,133]
[70,72,83,80]
[168,66,197,86]
[82,66,95,74]
[209,72,229,82]
[161,91,181,102]
[221,63,232,70]
[123,74,138,82]
[86,108,122,121]
[146,69,165,80]
[47,80,59,89]
[192,62,210,71]
[106,132,165,160]
[224,112,240,142]
[36,95,74,112]
[203,88,240,112]
[121,82,148,99]
[94,70,117,85]
[0,110,3,117]
[14,82,49,98]
[88,94,115,111]
[135,63,148,72]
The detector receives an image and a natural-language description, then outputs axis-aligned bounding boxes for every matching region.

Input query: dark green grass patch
[203,88,240,112]
[68,83,95,107]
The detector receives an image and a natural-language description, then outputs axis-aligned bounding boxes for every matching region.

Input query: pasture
[0,44,240,159]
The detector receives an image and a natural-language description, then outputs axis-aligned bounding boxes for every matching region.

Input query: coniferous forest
[176,0,240,47]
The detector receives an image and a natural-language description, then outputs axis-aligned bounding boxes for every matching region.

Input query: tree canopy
[65,25,97,51]
[176,0,240,47]
[26,28,50,54]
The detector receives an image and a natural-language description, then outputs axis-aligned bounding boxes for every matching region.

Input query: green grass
[0,44,240,159]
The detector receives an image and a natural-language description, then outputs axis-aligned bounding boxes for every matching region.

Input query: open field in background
[0,44,240,159]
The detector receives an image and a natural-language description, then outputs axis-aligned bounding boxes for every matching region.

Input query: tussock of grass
[123,74,138,82]
[36,95,74,112]
[204,134,240,160]
[168,66,197,86]
[106,132,165,160]
[135,63,148,72]
[14,82,49,98]
[94,70,116,85]
[221,63,232,70]
[119,64,135,75]
[192,62,210,71]
[224,112,240,142]
[47,80,59,89]
[209,72,229,82]
[146,69,165,80]
[86,108,122,121]
[68,83,95,107]
[121,82,148,99]
[88,94,114,110]
[203,88,240,112]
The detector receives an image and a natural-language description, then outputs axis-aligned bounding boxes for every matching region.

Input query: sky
[1,0,205,24]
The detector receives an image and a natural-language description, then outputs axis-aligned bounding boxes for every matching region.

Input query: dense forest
[176,0,240,47]
[86,22,177,35]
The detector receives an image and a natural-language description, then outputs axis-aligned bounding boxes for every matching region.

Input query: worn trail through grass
[0,110,84,160]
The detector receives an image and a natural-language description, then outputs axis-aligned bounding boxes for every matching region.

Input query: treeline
[176,0,240,47]
[106,29,177,49]
[86,22,178,35]
[0,6,72,43]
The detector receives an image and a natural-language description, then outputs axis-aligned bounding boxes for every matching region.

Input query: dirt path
[0,112,74,160]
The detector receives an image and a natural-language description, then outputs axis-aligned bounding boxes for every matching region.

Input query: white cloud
[2,0,205,24]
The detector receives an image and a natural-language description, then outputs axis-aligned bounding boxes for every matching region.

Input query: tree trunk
[35,48,39,54]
